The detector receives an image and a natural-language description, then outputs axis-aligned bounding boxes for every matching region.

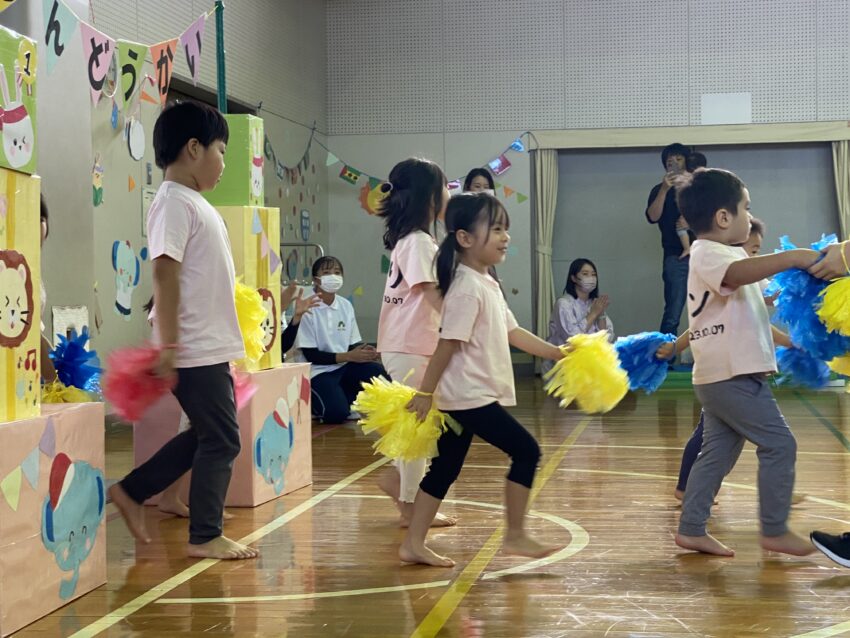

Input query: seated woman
[296,256,387,423]
[542,258,614,374]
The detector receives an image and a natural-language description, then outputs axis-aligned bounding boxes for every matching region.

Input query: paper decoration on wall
[510,138,525,152]
[127,175,136,192]
[92,282,103,333]
[488,154,512,176]
[359,178,391,216]
[251,208,263,234]
[20,446,38,489]
[339,165,361,184]
[0,466,21,511]
[110,100,118,128]
[381,254,390,274]
[141,187,156,237]
[126,118,144,160]
[300,209,311,241]
[260,233,270,258]
[112,240,141,321]
[353,286,364,297]
[448,180,461,191]
[516,193,528,204]
[503,185,514,198]
[39,417,56,457]
[0,0,21,13]
[325,152,338,167]
[149,38,177,105]
[43,0,79,74]
[17,37,37,90]
[52,306,89,348]
[80,22,114,107]
[92,154,104,206]
[0,249,34,347]
[285,249,298,281]
[269,249,281,274]
[0,63,35,170]
[117,40,148,113]
[180,13,206,86]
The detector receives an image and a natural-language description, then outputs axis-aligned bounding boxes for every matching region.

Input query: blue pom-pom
[775,346,831,388]
[614,331,675,394]
[50,327,102,390]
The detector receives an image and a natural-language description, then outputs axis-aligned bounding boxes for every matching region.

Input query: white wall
[553,144,840,338]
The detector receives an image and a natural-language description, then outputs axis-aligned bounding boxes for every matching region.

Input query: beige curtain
[531,149,558,373]
[832,141,850,240]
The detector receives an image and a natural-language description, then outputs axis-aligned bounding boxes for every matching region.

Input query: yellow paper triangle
[128,175,136,191]
[353,286,364,297]
[1,466,22,511]
[503,186,515,198]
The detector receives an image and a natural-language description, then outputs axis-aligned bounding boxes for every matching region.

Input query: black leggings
[420,403,541,500]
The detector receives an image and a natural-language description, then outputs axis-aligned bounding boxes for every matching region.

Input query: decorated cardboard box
[204,114,263,207]
[0,402,105,636]
[0,26,37,176]
[218,205,282,371]
[0,168,40,422]
[134,363,312,507]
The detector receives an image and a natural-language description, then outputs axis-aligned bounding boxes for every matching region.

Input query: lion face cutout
[0,250,33,348]
[258,288,277,353]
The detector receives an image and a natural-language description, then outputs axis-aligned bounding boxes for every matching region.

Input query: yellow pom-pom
[818,277,850,336]
[828,354,850,376]
[42,381,93,403]
[543,331,628,414]
[235,280,267,363]
[352,376,449,461]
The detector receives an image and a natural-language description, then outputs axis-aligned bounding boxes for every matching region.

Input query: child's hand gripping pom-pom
[544,331,629,414]
[614,331,676,394]
[353,376,450,461]
[775,346,831,389]
[50,327,102,390]
[817,277,850,337]
[102,345,177,421]
[235,281,267,364]
[42,380,94,403]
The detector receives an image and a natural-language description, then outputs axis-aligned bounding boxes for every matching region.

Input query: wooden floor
[18,379,850,637]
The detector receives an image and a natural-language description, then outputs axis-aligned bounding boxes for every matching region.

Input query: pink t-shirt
[147,181,245,368]
[377,231,441,356]
[687,239,776,385]
[436,264,519,411]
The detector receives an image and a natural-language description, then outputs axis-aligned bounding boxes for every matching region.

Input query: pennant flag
[339,165,361,185]
[140,89,158,105]
[269,249,282,274]
[325,152,339,167]
[251,208,263,234]
[39,418,56,457]
[516,193,528,204]
[368,176,381,189]
[510,137,525,152]
[0,467,21,511]
[381,254,390,274]
[128,175,136,191]
[118,40,149,113]
[494,181,502,189]
[180,13,206,86]
[43,0,79,74]
[503,186,514,198]
[261,233,270,258]
[488,154,512,176]
[80,22,115,107]
[448,180,461,191]
[353,286,364,297]
[149,38,178,105]
[300,375,310,403]
[21,447,39,490]
[0,0,21,14]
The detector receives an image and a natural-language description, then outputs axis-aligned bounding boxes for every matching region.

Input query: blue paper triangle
[251,209,263,234]
[21,446,39,490]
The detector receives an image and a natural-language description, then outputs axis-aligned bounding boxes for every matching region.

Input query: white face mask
[577,276,597,293]
[482,188,496,197]
[319,274,343,293]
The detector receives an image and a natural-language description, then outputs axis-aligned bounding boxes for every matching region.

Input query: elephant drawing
[253,397,295,495]
[41,453,105,600]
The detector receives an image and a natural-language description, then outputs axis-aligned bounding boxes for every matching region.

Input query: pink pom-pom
[102,345,176,421]
[231,366,257,411]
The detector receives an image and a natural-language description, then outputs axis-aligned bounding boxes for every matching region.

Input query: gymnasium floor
[18,379,850,637]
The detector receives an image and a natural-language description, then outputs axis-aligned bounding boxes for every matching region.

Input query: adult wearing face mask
[462,167,496,196]
[541,258,614,375]
[296,256,387,423]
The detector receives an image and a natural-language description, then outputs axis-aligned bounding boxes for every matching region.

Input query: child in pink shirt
[400,193,565,567]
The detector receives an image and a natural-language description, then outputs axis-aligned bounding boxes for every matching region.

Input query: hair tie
[381,182,393,194]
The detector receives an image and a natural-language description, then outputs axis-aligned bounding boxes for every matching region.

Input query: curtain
[530,149,558,373]
[832,141,850,240]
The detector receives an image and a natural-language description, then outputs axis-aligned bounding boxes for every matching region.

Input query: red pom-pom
[231,366,257,411]
[102,345,176,421]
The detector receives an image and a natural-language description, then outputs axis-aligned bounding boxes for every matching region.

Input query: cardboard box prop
[0,403,105,636]
[0,168,40,421]
[134,364,312,507]
[0,26,37,175]
[204,114,263,207]
[217,205,281,371]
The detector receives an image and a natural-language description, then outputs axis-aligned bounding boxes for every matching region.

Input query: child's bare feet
[186,535,259,560]
[378,469,402,513]
[502,533,563,559]
[158,497,190,518]
[761,531,815,556]
[675,532,734,556]
[399,539,455,567]
[223,509,234,520]
[399,502,457,528]
[674,488,685,501]
[108,483,151,543]
[791,492,807,505]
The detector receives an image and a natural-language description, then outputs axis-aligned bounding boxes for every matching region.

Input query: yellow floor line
[69,457,390,638]
[410,417,591,638]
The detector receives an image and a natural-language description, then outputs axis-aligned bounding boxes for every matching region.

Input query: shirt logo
[689,291,709,318]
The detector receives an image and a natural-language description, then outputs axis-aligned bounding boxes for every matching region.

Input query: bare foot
[223,509,234,520]
[675,533,734,556]
[399,505,457,528]
[378,469,402,514]
[792,492,807,505]
[108,483,151,543]
[399,539,455,567]
[502,533,563,559]
[674,488,684,501]
[158,498,190,518]
[761,531,815,556]
[186,535,259,560]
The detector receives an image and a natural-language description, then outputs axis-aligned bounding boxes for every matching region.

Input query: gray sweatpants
[678,374,796,538]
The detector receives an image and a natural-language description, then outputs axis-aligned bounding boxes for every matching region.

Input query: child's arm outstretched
[723,249,819,288]
[508,327,564,361]
[407,339,461,421]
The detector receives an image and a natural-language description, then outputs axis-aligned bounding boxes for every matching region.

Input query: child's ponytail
[435,232,459,295]
[379,158,447,250]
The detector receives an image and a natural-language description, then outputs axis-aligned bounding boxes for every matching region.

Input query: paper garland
[0,419,58,511]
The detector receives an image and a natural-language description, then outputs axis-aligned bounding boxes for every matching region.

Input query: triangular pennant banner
[128,175,136,191]
[180,13,206,86]
[149,38,178,105]
[43,0,79,74]
[325,152,339,167]
[510,137,525,152]
[261,233,270,258]
[80,22,115,107]
[39,418,56,458]
[140,89,158,105]
[21,447,39,490]
[353,286,364,297]
[503,186,514,198]
[269,249,281,274]
[251,209,263,234]
[0,0,21,14]
[516,193,528,204]
[368,176,381,189]
[339,165,361,185]
[118,40,149,113]
[0,467,21,511]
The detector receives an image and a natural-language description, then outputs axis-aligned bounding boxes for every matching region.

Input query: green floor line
[795,390,850,453]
